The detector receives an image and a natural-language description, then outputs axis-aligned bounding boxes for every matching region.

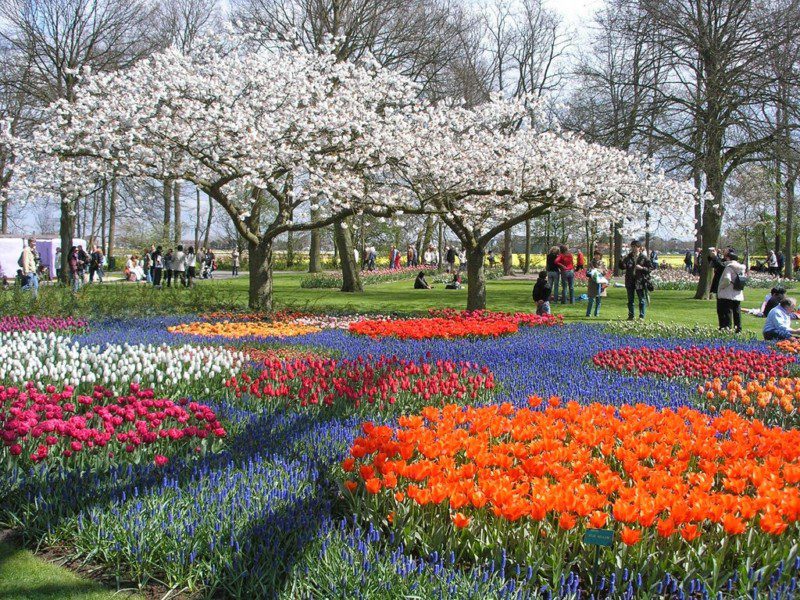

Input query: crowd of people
[12,238,107,297]
[126,245,219,287]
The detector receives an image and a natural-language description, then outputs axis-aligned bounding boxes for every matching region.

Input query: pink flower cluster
[1,382,225,466]
[0,316,88,333]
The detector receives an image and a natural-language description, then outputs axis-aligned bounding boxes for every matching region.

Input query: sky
[545,0,602,28]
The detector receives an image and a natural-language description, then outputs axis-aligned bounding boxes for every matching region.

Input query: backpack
[17,251,24,268]
[733,272,748,291]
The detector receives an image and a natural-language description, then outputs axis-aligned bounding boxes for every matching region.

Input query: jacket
[172,251,186,272]
[20,246,36,275]
[710,255,726,294]
[717,261,745,301]
[587,260,606,297]
[622,252,652,290]
[546,253,559,272]
[554,253,574,272]
[532,279,550,302]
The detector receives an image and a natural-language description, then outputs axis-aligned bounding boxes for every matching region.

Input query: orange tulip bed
[349,310,562,340]
[698,375,800,428]
[167,320,322,339]
[777,338,800,354]
[343,399,800,593]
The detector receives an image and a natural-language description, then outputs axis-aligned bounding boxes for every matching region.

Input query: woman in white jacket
[717,251,746,332]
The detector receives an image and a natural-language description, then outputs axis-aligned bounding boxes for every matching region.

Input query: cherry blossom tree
[10,34,421,311]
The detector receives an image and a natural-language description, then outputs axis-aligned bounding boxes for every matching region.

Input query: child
[586,250,608,317]
[532,271,551,315]
[445,272,462,290]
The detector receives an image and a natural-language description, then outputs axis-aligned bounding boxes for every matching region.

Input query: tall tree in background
[0,0,156,282]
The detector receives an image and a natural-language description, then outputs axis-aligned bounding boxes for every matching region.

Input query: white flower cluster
[0,331,245,395]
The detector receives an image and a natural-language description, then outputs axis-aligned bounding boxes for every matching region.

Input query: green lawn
[4,272,776,336]
[0,540,134,600]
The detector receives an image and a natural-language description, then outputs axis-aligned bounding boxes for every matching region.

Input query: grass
[0,540,133,600]
[0,272,778,335]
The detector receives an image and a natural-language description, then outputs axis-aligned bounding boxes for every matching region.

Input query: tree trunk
[694,172,724,299]
[644,211,651,253]
[286,230,295,267]
[194,187,201,252]
[613,222,623,276]
[466,246,487,311]
[422,215,435,251]
[503,228,513,275]
[203,193,213,250]
[775,157,782,253]
[693,169,703,249]
[100,181,107,252]
[608,222,614,271]
[333,218,362,293]
[248,237,274,312]
[308,229,322,272]
[173,181,181,245]
[784,168,796,278]
[0,196,7,234]
[437,220,444,272]
[163,180,172,241]
[59,197,75,284]
[89,188,99,248]
[523,219,531,274]
[107,180,117,262]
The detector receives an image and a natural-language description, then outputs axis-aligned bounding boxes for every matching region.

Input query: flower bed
[300,266,436,289]
[776,338,800,354]
[698,375,800,427]
[225,356,496,413]
[0,331,244,395]
[343,400,800,590]
[602,319,758,340]
[0,316,88,333]
[168,320,322,339]
[1,382,225,467]
[592,346,794,379]
[349,311,562,340]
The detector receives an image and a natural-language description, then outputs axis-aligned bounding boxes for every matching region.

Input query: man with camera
[621,239,653,320]
[715,248,746,333]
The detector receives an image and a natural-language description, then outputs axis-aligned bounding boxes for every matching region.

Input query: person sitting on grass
[532,270,551,315]
[445,272,462,290]
[762,287,786,317]
[763,297,800,340]
[414,271,432,289]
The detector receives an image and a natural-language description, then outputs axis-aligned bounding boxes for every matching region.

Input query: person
[164,248,174,287]
[203,248,215,278]
[142,249,153,284]
[621,240,652,320]
[764,298,800,340]
[231,249,240,276]
[794,253,800,273]
[586,249,607,318]
[89,245,104,283]
[693,247,702,275]
[532,270,551,315]
[173,244,186,287]
[445,246,456,273]
[2,276,9,291]
[76,245,89,284]
[389,245,399,270]
[19,238,38,299]
[649,249,659,270]
[152,246,164,287]
[545,246,560,304]
[414,270,432,289]
[125,255,136,281]
[708,247,728,299]
[763,287,786,317]
[777,250,785,275]
[716,251,745,333]
[185,246,196,287]
[575,249,585,272]
[68,246,81,293]
[353,247,360,267]
[407,246,414,267]
[684,250,694,273]
[445,272,462,290]
[55,247,62,281]
[768,250,779,276]
[367,246,377,270]
[487,249,496,268]
[458,248,467,272]
[554,244,575,304]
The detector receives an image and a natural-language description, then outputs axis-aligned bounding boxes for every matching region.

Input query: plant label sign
[583,528,614,547]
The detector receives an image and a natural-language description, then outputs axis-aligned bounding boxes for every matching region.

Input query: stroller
[201,260,215,279]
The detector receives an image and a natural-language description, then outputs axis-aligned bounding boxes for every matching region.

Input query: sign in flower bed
[349,310,562,340]
[593,346,794,379]
[0,315,88,333]
[300,265,435,288]
[225,355,496,413]
[1,382,225,468]
[343,400,800,593]
[699,375,800,427]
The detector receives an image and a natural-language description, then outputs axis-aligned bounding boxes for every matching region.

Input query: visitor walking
[716,250,746,333]
[186,247,196,287]
[768,250,779,276]
[555,244,575,304]
[231,249,240,276]
[622,240,652,320]
[152,246,164,288]
[458,248,467,273]
[532,271,551,316]
[545,246,560,304]
[76,245,89,284]
[68,246,81,293]
[89,245,104,283]
[764,298,800,340]
[586,249,607,318]
[164,249,174,287]
[693,247,702,275]
[487,249,496,268]
[777,251,785,275]
[19,238,38,299]
[143,249,153,284]
[575,249,585,273]
[684,250,693,273]
[173,245,186,287]
[445,246,456,273]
